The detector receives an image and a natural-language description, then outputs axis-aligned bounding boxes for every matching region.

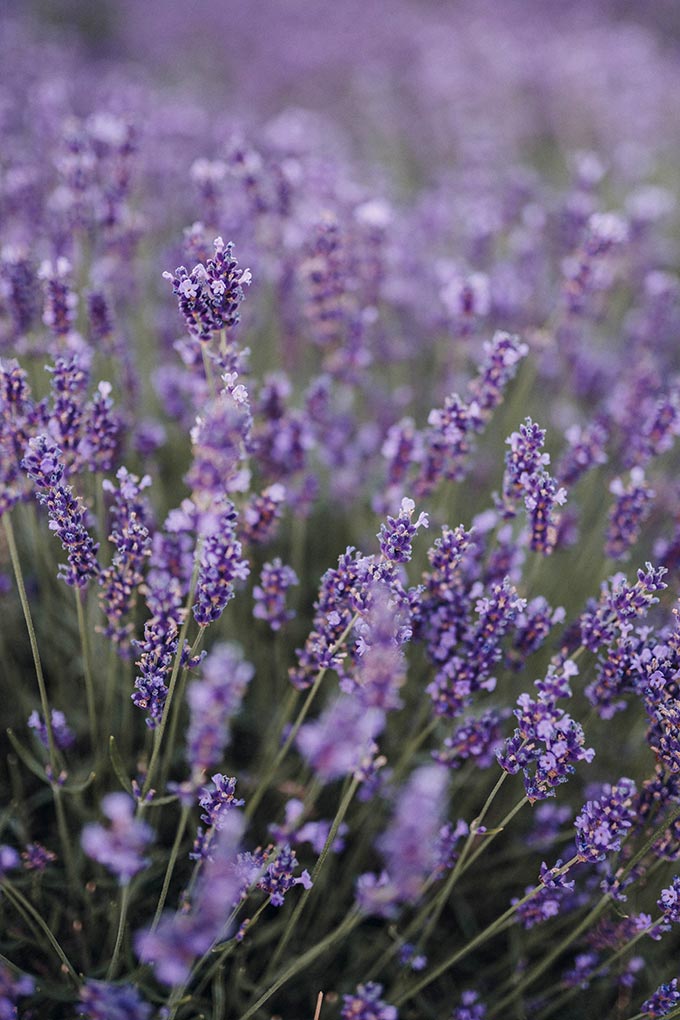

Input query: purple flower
[512,860,576,929]
[434,708,509,770]
[192,774,244,861]
[502,417,550,508]
[253,558,298,631]
[574,778,637,863]
[580,564,667,652]
[0,247,39,340]
[360,765,449,913]
[296,694,385,784]
[163,236,251,344]
[658,876,680,929]
[77,380,122,473]
[341,982,397,1020]
[497,663,594,802]
[450,990,487,1020]
[186,643,254,779]
[0,965,33,1017]
[77,980,151,1020]
[193,501,250,627]
[186,385,252,501]
[81,793,153,884]
[22,434,100,588]
[28,708,75,750]
[0,845,20,877]
[427,577,526,719]
[377,497,429,563]
[556,420,608,486]
[39,256,78,341]
[257,844,312,906]
[642,978,680,1018]
[345,580,409,711]
[21,842,56,872]
[98,468,153,655]
[136,812,244,986]
[605,468,654,561]
[500,417,566,553]
[241,483,286,544]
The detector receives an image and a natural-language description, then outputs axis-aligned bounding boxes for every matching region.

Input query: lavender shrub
[2,2,680,1018]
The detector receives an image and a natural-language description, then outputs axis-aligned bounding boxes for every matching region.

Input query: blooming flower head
[77,980,151,1020]
[136,812,244,986]
[22,434,100,588]
[81,793,153,884]
[163,236,251,343]
[642,977,680,1018]
[377,496,429,563]
[186,642,254,779]
[574,778,637,863]
[341,982,397,1020]
[28,708,75,750]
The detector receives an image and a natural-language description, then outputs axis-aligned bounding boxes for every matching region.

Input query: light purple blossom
[81,793,153,885]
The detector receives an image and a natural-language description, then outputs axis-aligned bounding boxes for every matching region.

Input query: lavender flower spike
[22,434,100,588]
[341,982,397,1020]
[81,793,153,884]
[378,497,429,563]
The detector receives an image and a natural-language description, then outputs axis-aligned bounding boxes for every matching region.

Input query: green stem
[489,798,680,1017]
[202,346,216,401]
[160,630,205,789]
[392,855,580,1008]
[2,880,79,985]
[535,913,664,1020]
[245,613,360,821]
[3,514,80,895]
[151,804,191,932]
[75,590,97,746]
[237,910,362,1020]
[267,775,360,974]
[3,514,59,773]
[107,882,132,980]
[142,547,202,800]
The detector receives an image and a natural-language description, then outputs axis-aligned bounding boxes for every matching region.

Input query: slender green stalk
[2,880,79,985]
[392,856,580,1007]
[75,589,97,746]
[237,910,362,1020]
[142,546,202,800]
[107,883,132,980]
[489,799,680,1017]
[151,804,191,932]
[245,612,360,821]
[3,514,59,772]
[535,913,664,1020]
[159,630,205,789]
[193,897,273,999]
[202,345,216,400]
[267,775,360,975]
[3,513,80,895]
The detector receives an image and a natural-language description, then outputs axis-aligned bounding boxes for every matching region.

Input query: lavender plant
[3,2,680,1019]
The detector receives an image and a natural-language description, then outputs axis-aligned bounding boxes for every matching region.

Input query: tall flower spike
[186,643,254,781]
[574,778,637,863]
[163,236,251,344]
[341,982,397,1020]
[22,434,100,588]
[192,501,250,628]
[253,558,298,631]
[605,467,654,561]
[378,497,428,563]
[81,793,153,885]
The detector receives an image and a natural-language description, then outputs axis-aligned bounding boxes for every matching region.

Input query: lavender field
[3,1,680,1017]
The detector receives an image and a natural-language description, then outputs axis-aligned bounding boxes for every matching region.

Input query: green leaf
[6,729,49,783]
[109,735,133,793]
